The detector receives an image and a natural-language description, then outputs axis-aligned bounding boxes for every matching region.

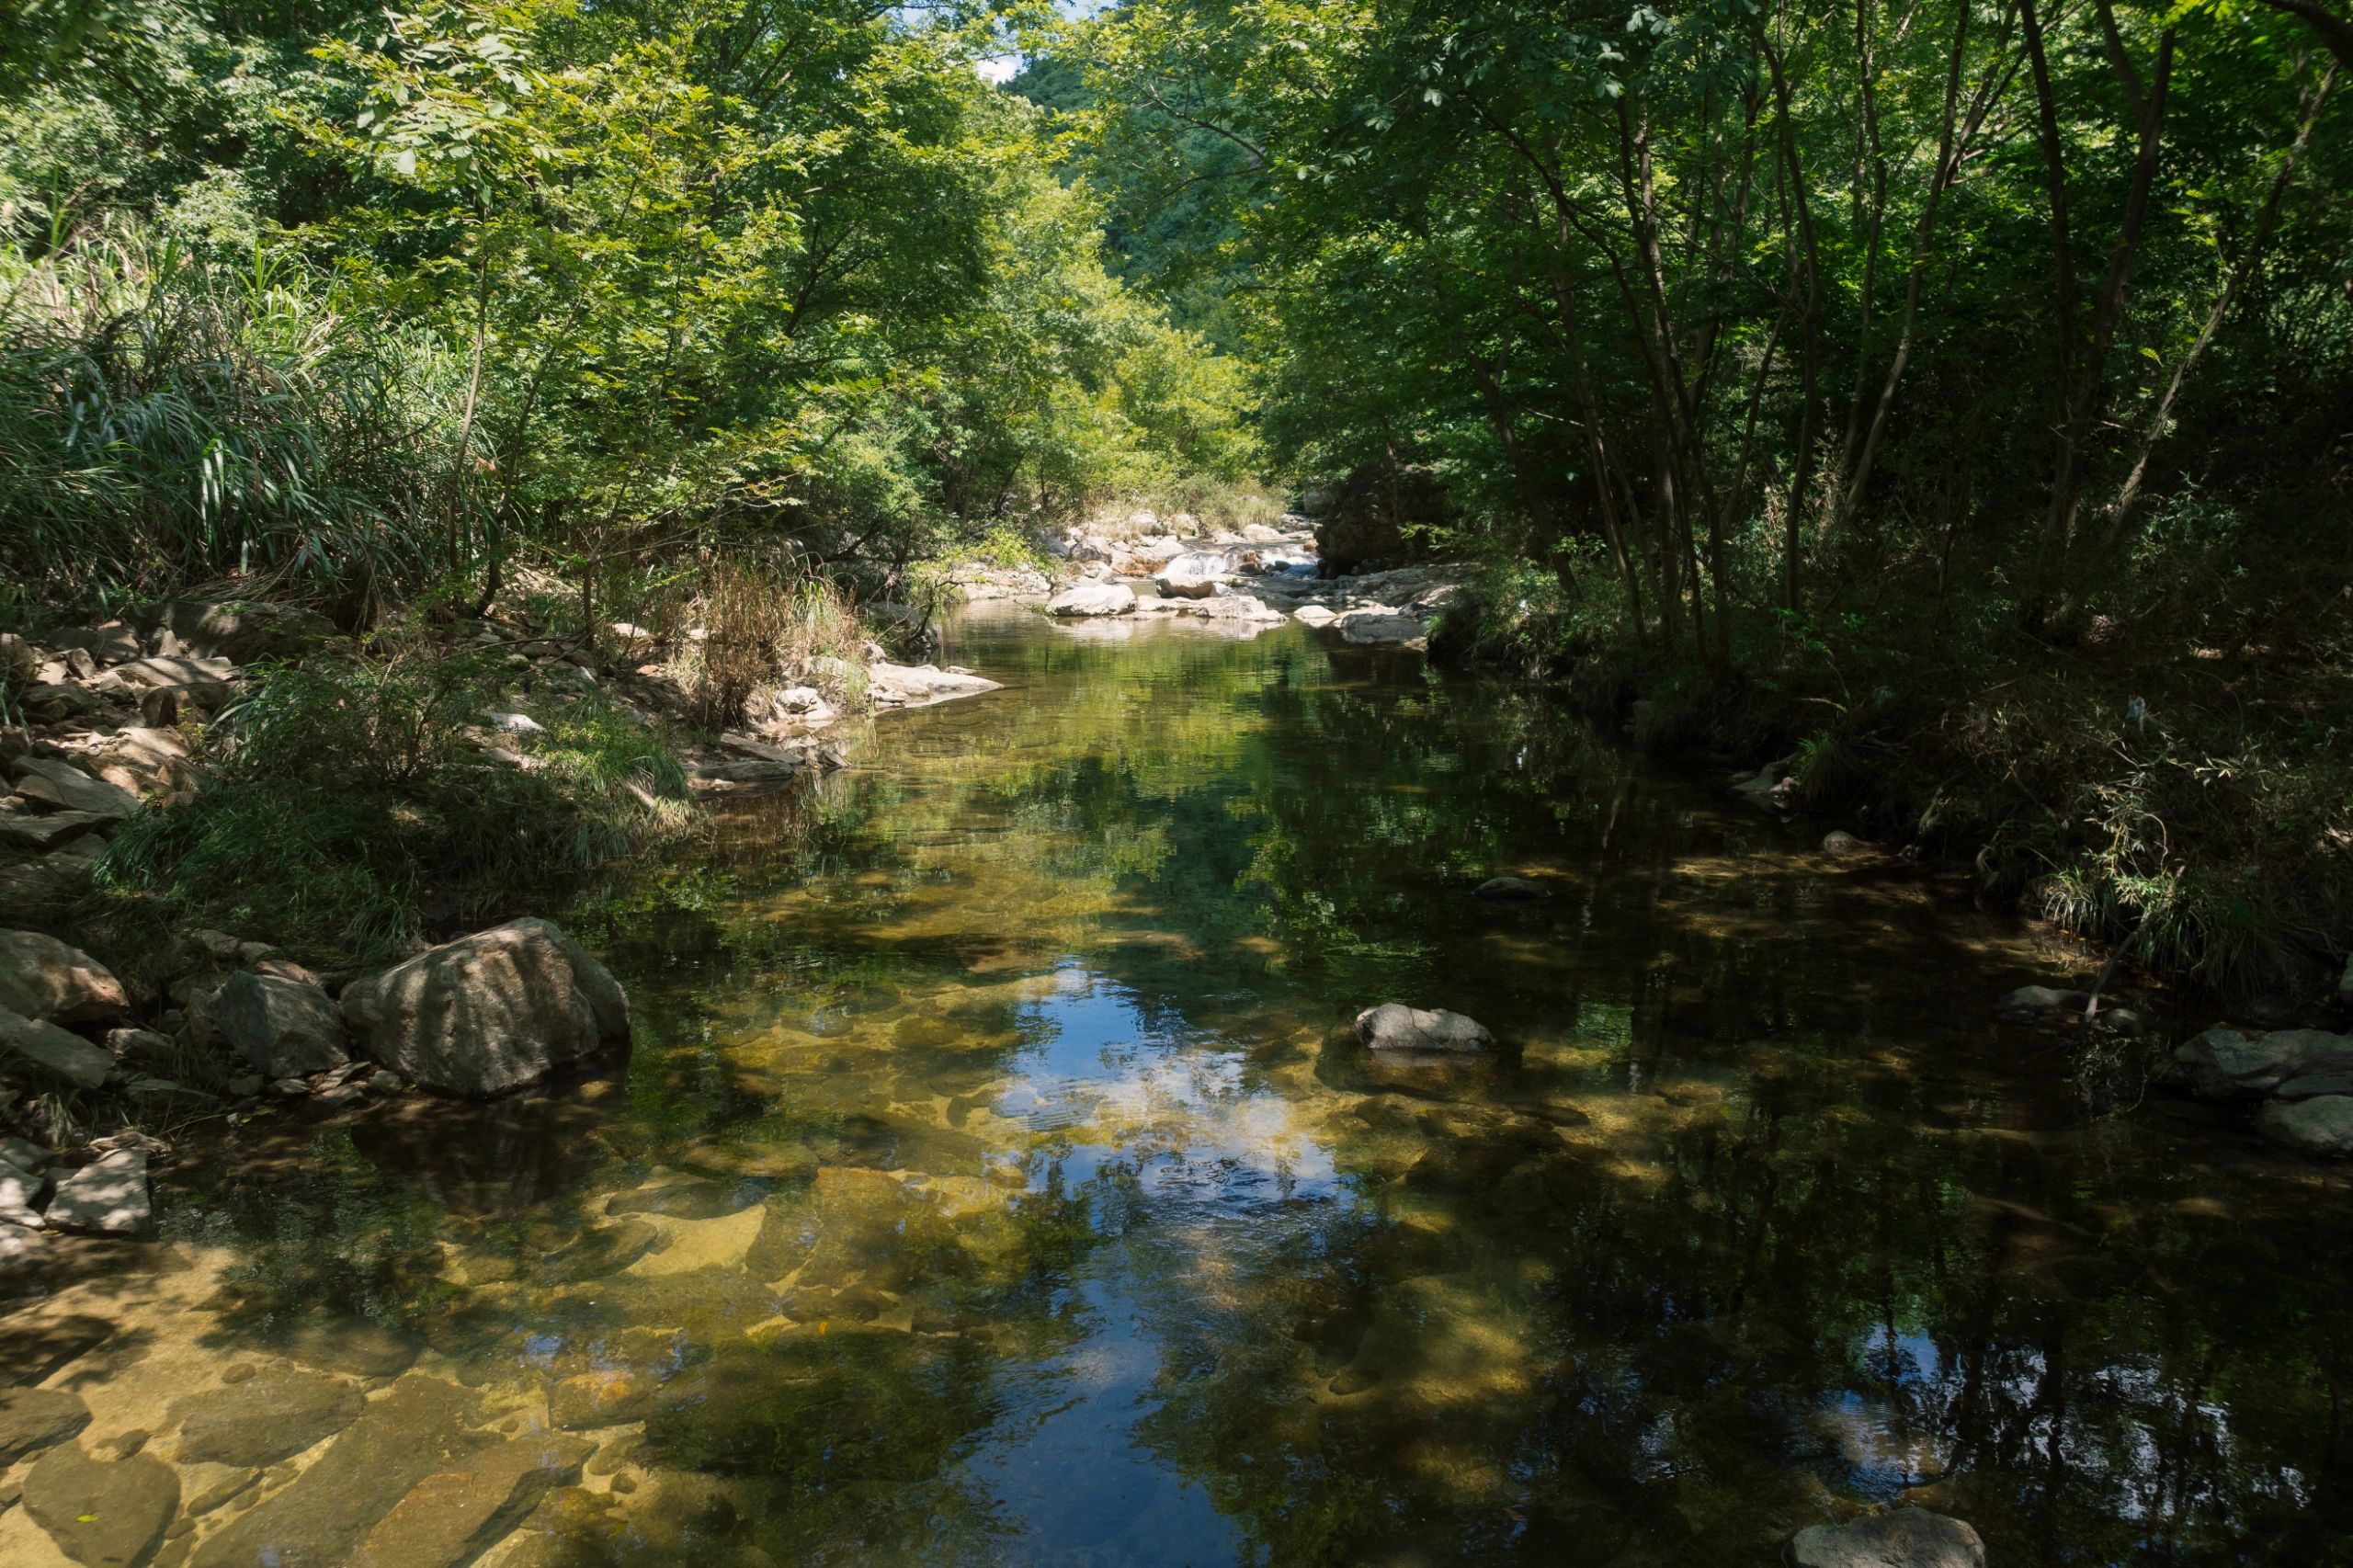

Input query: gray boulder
[1823,830,1864,855]
[1790,1509,1986,1567]
[340,918,630,1097]
[139,597,332,662]
[46,1150,149,1234]
[2256,1096,2353,1157]
[1048,583,1136,618]
[0,930,128,1023]
[214,971,350,1080]
[1354,1004,1495,1054]
[2165,1027,2353,1101]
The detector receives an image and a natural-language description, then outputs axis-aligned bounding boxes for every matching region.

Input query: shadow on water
[9,605,2353,1567]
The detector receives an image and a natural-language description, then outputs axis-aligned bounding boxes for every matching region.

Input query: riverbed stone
[1354,1003,1495,1054]
[190,1375,483,1568]
[2166,1027,2353,1101]
[0,931,128,1023]
[45,1150,148,1234]
[550,1368,662,1429]
[1,1007,114,1089]
[340,918,631,1097]
[348,1433,591,1568]
[1048,583,1136,618]
[23,1442,178,1568]
[170,1367,364,1466]
[0,1388,90,1464]
[1789,1508,1986,1567]
[2256,1095,2353,1157]
[1822,830,1864,855]
[212,971,350,1080]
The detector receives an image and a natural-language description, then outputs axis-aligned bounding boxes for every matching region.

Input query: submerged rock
[2256,1096,2353,1157]
[0,1387,90,1465]
[214,971,351,1080]
[2165,1027,2353,1101]
[341,918,630,1098]
[170,1367,365,1467]
[23,1441,178,1568]
[1353,1003,1495,1054]
[0,930,128,1023]
[348,1433,591,1568]
[1790,1508,1986,1567]
[190,1375,482,1568]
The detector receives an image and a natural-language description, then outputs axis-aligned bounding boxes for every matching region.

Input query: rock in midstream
[1353,1004,1495,1053]
[169,1367,364,1467]
[23,1441,178,1568]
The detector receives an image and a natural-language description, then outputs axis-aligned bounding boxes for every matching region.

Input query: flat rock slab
[45,1151,148,1234]
[171,1367,364,1467]
[1790,1509,1987,1567]
[0,810,108,850]
[10,758,140,820]
[348,1434,590,1568]
[4,1009,117,1090]
[0,930,128,1023]
[1354,1003,1495,1054]
[191,1375,483,1568]
[0,1165,43,1227]
[23,1442,178,1568]
[0,1387,91,1465]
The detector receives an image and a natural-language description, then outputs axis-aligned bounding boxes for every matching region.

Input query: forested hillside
[1049,0,2352,1000]
[0,0,1256,619]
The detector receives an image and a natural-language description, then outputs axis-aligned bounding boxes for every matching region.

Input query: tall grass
[0,221,462,609]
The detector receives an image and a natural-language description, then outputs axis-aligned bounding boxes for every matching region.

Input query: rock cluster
[2162,1026,2353,1156]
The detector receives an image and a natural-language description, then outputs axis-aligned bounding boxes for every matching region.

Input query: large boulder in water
[2162,1026,2353,1101]
[1354,1004,1495,1054]
[340,918,630,1097]
[1790,1509,1986,1567]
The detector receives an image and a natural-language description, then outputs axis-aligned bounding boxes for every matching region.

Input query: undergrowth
[94,641,698,965]
[1436,529,2353,1008]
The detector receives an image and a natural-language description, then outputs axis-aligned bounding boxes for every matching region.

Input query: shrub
[97,642,697,961]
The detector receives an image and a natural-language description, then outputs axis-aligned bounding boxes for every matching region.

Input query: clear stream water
[6,608,2348,1567]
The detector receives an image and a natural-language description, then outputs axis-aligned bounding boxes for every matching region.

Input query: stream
[4,606,2348,1567]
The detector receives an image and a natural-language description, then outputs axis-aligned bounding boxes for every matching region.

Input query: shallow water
[7,608,2352,1567]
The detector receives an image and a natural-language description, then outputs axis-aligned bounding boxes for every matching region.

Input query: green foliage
[97,643,697,960]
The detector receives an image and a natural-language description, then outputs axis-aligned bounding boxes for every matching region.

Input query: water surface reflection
[6,608,2346,1568]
